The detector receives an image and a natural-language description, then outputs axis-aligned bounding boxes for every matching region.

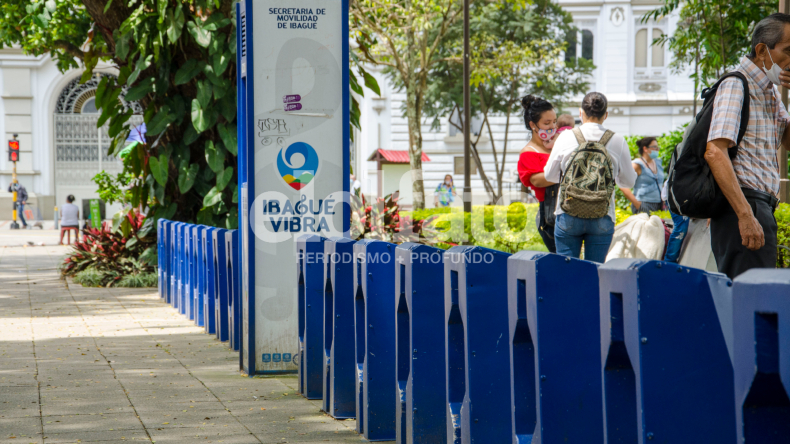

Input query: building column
[2,68,35,185]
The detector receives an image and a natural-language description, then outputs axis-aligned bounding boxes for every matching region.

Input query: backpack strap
[598,130,615,146]
[703,71,750,146]
[571,127,586,146]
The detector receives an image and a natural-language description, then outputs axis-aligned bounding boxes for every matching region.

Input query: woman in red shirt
[517,95,558,253]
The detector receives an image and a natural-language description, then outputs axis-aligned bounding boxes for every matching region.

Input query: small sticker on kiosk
[273,353,282,362]
[284,103,302,112]
[282,353,292,362]
[283,94,301,103]
[262,353,271,363]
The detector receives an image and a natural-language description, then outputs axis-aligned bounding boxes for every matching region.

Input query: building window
[565,29,594,63]
[581,30,594,61]
[454,157,477,175]
[635,26,665,68]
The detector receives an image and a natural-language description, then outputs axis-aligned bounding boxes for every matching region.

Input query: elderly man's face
[760,23,790,71]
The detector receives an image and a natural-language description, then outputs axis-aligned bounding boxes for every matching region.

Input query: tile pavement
[0,245,371,443]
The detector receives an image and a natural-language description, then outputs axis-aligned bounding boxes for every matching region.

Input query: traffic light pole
[9,134,19,230]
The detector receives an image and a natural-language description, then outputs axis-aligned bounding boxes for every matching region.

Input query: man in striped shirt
[707,13,790,279]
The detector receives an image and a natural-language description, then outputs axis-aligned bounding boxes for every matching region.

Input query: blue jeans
[663,211,689,263]
[554,213,615,263]
[16,203,26,227]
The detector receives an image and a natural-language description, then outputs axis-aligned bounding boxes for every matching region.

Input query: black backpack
[666,72,750,219]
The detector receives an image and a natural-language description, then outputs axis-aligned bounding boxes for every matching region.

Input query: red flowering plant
[349,191,430,243]
[60,210,157,287]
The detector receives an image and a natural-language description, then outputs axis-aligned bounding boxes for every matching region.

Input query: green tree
[351,0,466,209]
[424,0,592,202]
[645,0,774,87]
[0,0,377,240]
[1,0,240,236]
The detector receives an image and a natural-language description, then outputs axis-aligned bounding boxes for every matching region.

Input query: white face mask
[763,49,784,86]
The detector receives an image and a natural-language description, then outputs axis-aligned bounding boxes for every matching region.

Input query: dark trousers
[537,200,556,253]
[15,202,26,227]
[710,192,777,280]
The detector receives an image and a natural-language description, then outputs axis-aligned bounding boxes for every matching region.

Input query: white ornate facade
[0,49,140,219]
[353,0,697,204]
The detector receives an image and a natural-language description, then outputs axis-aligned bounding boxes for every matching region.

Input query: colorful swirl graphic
[277,142,319,190]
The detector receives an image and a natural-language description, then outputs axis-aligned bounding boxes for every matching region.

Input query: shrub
[73,269,106,287]
[420,203,547,253]
[60,211,157,287]
[777,203,790,268]
[117,272,158,288]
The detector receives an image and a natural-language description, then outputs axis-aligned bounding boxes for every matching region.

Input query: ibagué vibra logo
[277,142,318,190]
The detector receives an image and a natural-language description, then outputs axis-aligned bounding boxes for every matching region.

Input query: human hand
[779,69,790,90]
[634,201,642,210]
[738,213,764,251]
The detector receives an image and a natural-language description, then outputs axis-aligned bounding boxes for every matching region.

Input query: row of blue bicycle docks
[157,220,789,443]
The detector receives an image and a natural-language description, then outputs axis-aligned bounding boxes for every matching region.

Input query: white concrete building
[0,49,140,221]
[353,0,697,205]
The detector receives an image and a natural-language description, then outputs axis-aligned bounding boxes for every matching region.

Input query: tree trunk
[406,82,425,210]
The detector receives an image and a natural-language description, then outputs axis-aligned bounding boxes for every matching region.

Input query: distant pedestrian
[620,137,664,214]
[544,92,637,263]
[350,174,361,195]
[517,94,558,253]
[60,195,80,245]
[434,175,457,207]
[8,182,28,228]
[706,13,790,278]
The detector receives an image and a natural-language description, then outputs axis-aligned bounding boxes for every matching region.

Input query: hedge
[405,202,789,267]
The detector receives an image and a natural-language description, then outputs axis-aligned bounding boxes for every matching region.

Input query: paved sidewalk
[0,245,364,443]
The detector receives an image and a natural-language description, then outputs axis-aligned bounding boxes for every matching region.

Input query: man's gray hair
[750,13,790,58]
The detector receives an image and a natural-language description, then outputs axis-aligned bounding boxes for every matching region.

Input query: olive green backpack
[559,128,616,219]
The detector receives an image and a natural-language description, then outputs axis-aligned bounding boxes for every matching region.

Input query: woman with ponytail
[517,94,558,253]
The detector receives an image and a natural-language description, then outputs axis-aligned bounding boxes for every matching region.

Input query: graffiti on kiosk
[258,118,290,147]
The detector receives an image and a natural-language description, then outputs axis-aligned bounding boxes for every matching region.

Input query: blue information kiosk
[236,0,349,375]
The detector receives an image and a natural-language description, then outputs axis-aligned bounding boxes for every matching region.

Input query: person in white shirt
[60,195,80,245]
[543,92,637,262]
[350,174,361,195]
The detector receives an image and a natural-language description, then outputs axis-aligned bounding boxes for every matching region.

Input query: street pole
[781,0,790,203]
[462,0,471,214]
[10,134,19,230]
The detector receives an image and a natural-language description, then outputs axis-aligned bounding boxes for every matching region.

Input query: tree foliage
[424,0,593,202]
[645,0,774,87]
[351,0,464,209]
[3,0,378,240]
[1,0,240,234]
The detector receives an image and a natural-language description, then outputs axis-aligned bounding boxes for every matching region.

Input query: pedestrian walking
[705,13,790,278]
[620,137,665,214]
[517,94,558,252]
[8,182,28,229]
[544,92,637,263]
[434,175,457,208]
